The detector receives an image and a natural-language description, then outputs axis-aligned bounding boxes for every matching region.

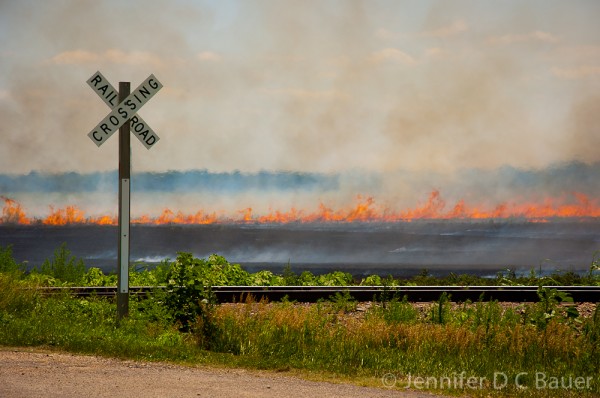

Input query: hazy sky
[0,0,599,175]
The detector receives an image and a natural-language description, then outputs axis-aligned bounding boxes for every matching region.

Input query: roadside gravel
[0,348,446,398]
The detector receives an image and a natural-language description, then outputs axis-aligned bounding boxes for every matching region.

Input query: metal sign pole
[117,81,131,320]
[86,71,162,322]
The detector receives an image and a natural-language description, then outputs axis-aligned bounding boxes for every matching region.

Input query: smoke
[0,1,598,176]
[565,95,600,163]
[0,170,338,193]
[2,161,599,219]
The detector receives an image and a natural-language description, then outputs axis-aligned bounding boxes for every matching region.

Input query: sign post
[86,72,162,320]
[117,82,131,319]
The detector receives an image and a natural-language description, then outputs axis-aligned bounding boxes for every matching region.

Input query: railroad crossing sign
[86,72,163,320]
[87,71,162,148]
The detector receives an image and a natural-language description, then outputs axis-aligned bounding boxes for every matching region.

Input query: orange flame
[89,215,117,225]
[132,209,219,225]
[1,196,30,224]
[43,205,86,225]
[398,190,446,219]
[1,192,599,226]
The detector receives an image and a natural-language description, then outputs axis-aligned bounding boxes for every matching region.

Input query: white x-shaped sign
[87,71,161,149]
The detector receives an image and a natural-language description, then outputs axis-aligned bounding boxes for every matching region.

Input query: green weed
[369,295,418,324]
[329,289,358,313]
[0,245,25,275]
[37,243,85,285]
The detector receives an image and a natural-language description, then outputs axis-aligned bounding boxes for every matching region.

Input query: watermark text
[381,372,595,391]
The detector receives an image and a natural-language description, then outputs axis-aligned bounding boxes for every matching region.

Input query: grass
[208,299,599,396]
[1,272,599,397]
[1,246,599,397]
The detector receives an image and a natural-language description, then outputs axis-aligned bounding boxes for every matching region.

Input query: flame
[239,208,253,223]
[1,196,30,224]
[132,209,218,225]
[43,205,86,225]
[89,215,117,225]
[1,191,599,226]
[398,190,446,219]
[257,207,302,223]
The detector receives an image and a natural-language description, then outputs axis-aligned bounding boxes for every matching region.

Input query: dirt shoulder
[0,348,446,398]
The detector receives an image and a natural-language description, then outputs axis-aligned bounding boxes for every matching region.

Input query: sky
[0,0,599,218]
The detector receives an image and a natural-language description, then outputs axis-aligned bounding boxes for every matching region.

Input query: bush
[82,267,116,286]
[0,273,38,316]
[38,243,85,285]
[164,252,216,336]
[360,274,382,286]
[317,271,353,286]
[0,245,24,275]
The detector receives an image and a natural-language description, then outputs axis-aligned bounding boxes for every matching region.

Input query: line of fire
[2,191,600,226]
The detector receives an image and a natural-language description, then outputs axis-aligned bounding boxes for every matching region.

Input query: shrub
[0,245,24,275]
[82,267,116,286]
[317,270,353,286]
[38,243,85,284]
[360,274,382,286]
[164,252,216,336]
[0,274,38,316]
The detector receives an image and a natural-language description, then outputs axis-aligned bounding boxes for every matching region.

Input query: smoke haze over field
[0,1,599,178]
[2,162,600,220]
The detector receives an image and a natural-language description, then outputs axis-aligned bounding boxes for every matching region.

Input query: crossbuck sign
[87,71,162,148]
[86,71,163,320]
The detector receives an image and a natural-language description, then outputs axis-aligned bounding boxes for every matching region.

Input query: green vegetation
[1,244,599,397]
[1,243,598,288]
[40,243,86,284]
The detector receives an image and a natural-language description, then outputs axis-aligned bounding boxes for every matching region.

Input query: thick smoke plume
[0,1,599,175]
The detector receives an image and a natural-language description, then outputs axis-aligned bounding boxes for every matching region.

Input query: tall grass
[207,299,599,396]
[1,273,598,397]
[0,274,199,362]
[1,245,599,397]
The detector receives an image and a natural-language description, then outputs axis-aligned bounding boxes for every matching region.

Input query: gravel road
[0,348,446,398]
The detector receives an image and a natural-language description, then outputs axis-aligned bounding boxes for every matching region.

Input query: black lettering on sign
[96,84,118,106]
[139,86,151,99]
[132,117,149,136]
[87,73,161,147]
[125,99,136,111]
[90,74,102,87]
[106,91,117,106]
[130,116,158,147]
[118,107,128,120]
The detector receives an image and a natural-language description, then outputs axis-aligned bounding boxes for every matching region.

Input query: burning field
[2,164,600,276]
[2,192,599,277]
[3,189,600,226]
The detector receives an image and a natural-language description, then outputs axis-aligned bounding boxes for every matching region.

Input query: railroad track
[38,285,600,303]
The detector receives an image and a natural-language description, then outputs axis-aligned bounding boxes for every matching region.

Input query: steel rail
[37,285,600,303]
